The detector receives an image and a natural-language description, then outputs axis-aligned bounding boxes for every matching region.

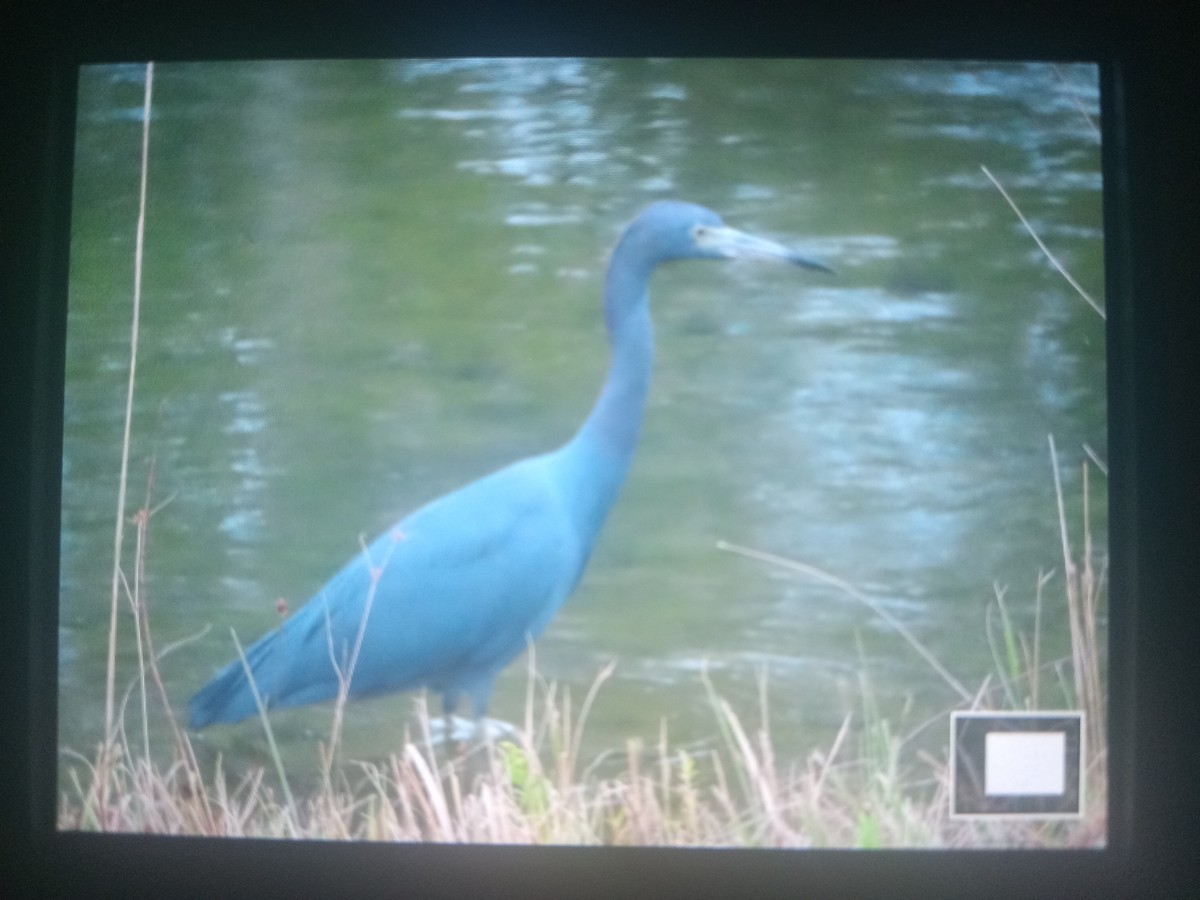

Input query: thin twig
[130,456,214,829]
[103,59,155,824]
[324,531,403,781]
[1053,64,1101,140]
[980,164,1104,319]
[1082,442,1108,476]
[716,541,973,701]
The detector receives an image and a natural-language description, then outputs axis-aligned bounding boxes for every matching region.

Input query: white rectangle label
[984,731,1066,796]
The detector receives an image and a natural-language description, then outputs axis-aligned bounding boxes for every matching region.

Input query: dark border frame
[4,2,1197,898]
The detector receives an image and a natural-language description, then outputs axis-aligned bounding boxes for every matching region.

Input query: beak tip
[791,256,836,275]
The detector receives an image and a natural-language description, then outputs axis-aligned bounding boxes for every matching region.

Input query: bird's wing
[259,455,581,706]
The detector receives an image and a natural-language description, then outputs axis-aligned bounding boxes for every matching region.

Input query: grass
[58,449,1108,846]
[58,62,1108,847]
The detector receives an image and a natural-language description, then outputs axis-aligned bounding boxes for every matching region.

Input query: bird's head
[621,200,833,273]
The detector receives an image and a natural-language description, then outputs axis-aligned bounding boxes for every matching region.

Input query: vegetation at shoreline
[59,452,1107,847]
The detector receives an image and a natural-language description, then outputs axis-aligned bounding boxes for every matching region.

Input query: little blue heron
[188,200,831,732]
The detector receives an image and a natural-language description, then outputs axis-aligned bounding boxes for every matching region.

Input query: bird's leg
[442,694,456,748]
[470,696,491,752]
[441,692,471,764]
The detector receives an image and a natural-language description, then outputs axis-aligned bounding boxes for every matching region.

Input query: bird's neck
[557,257,656,531]
[580,257,656,462]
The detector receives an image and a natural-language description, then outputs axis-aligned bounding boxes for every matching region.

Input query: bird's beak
[698,225,835,274]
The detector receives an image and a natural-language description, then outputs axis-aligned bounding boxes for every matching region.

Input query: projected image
[60,58,1107,847]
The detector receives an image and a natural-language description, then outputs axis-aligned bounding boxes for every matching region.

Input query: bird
[188,200,832,733]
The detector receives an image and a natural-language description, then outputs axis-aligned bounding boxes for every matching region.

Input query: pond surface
[62,58,1106,782]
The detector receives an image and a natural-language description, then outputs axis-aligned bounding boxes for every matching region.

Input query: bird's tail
[187,630,279,729]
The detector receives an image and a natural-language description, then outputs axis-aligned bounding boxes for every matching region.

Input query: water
[62,59,1106,780]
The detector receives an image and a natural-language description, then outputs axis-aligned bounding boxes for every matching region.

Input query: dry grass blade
[404,742,456,840]
[231,628,299,832]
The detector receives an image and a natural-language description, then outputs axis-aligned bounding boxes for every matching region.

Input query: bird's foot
[427,714,519,747]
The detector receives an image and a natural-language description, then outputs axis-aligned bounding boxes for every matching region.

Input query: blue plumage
[188,201,830,730]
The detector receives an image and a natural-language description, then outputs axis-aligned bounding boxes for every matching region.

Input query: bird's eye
[692,225,710,240]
